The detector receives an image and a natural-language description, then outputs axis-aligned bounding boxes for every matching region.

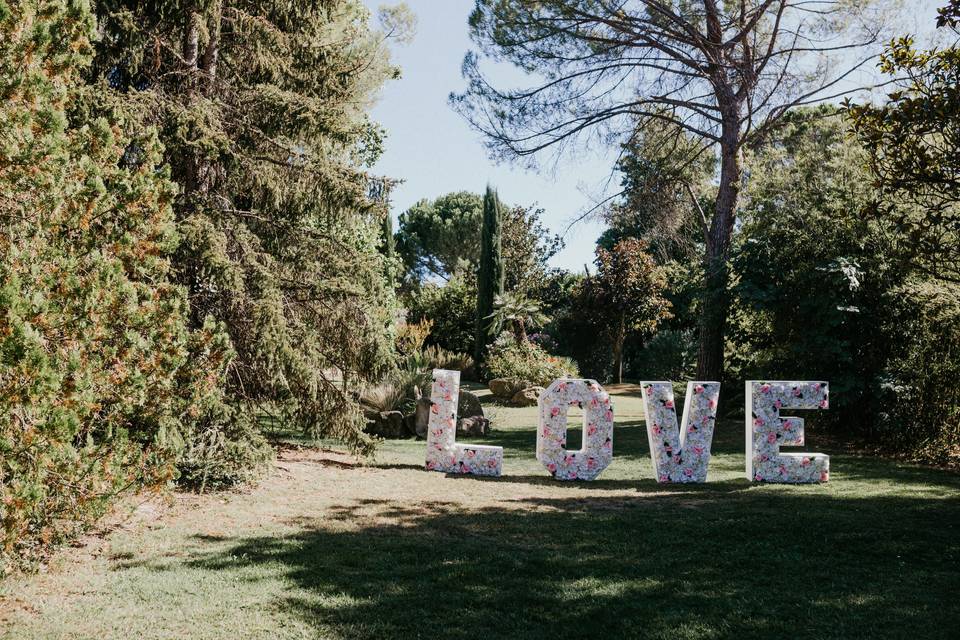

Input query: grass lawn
[2,384,958,639]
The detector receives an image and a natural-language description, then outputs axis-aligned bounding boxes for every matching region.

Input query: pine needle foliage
[84,1,410,453]
[0,0,244,573]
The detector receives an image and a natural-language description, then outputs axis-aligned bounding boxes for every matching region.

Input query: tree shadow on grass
[179,485,960,640]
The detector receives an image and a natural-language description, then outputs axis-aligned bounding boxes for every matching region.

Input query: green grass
[3,384,959,639]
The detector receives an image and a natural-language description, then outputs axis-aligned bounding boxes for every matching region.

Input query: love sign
[423,370,830,484]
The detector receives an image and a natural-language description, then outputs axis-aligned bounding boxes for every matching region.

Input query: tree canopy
[454,0,898,380]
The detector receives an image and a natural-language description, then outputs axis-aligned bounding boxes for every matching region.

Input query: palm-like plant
[487,292,549,344]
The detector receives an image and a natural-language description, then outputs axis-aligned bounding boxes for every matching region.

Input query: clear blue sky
[364,0,941,273]
[365,0,614,273]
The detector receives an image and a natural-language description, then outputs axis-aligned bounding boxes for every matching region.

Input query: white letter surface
[746,381,830,483]
[640,381,720,483]
[537,379,613,480]
[424,369,502,476]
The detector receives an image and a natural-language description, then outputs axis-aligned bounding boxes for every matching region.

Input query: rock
[365,410,406,438]
[511,386,544,407]
[457,416,490,437]
[458,390,484,419]
[403,412,418,437]
[413,397,432,439]
[488,378,526,400]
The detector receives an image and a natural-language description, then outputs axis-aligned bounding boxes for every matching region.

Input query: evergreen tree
[0,0,235,571]
[85,1,414,452]
[475,185,505,367]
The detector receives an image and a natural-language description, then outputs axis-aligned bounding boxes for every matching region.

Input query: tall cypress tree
[475,185,505,367]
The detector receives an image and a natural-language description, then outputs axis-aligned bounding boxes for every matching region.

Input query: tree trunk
[696,114,742,382]
[612,323,625,384]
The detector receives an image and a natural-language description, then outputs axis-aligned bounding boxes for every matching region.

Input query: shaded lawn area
[2,384,959,639]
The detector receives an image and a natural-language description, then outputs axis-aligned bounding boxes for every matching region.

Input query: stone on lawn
[413,397,432,439]
[457,416,491,437]
[511,386,544,407]
[488,378,526,400]
[458,390,484,419]
[365,410,406,438]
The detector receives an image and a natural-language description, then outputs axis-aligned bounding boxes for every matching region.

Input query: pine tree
[475,185,505,367]
[0,0,217,571]
[85,1,412,453]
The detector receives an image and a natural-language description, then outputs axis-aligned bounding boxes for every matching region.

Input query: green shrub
[0,0,189,573]
[404,274,477,356]
[485,333,579,386]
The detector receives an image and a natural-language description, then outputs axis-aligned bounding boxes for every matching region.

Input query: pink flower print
[467,449,476,458]
[603,438,612,449]
[801,457,811,467]
[587,457,596,469]
[652,424,661,435]
[426,461,436,470]
[673,455,682,465]
[547,463,557,473]
[587,424,597,436]
[755,473,763,481]
[430,403,439,414]
[774,399,782,409]
[783,419,792,430]
[659,474,669,482]
[645,385,653,396]
[760,454,769,462]
[692,446,704,456]
[564,455,576,465]
[767,432,777,444]
[550,407,561,417]
[708,399,716,409]
[820,471,829,482]
[813,383,821,391]
[793,387,803,397]
[695,384,704,394]
[542,427,552,437]
[487,458,497,468]
[558,382,567,391]
[605,409,613,421]
[444,392,452,401]
[447,418,455,428]
[754,417,764,427]
[760,384,771,393]
[665,399,675,409]
[779,465,787,476]
[683,468,693,477]
[819,399,829,409]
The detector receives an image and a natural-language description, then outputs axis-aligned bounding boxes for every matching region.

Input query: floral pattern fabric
[640,381,720,483]
[424,369,503,476]
[536,378,614,481]
[746,381,830,483]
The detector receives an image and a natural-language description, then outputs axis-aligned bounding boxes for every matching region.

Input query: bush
[485,333,579,386]
[627,329,697,381]
[404,274,477,355]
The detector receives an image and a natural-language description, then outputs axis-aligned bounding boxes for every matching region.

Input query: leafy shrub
[875,281,960,465]
[627,329,697,381]
[485,333,579,386]
[404,274,477,355]
[0,1,192,573]
[395,319,433,359]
